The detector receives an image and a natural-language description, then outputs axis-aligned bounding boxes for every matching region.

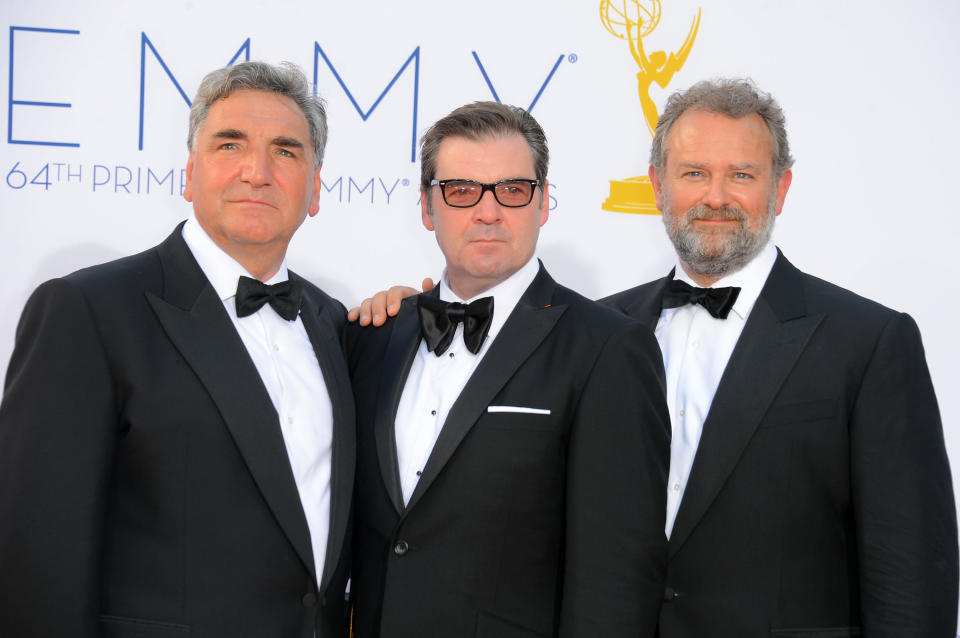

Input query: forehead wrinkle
[435,135,535,184]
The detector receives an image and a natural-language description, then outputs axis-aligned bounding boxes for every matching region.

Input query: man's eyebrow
[675,161,763,172]
[212,128,246,140]
[272,136,305,149]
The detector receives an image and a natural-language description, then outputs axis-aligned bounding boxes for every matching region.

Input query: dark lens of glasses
[441,180,536,207]
[493,180,535,206]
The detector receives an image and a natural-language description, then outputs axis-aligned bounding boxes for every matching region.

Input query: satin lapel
[668,253,823,555]
[297,290,355,591]
[375,298,423,514]
[145,229,316,582]
[404,268,566,513]
[624,271,672,330]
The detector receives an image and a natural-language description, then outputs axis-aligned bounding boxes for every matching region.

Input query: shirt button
[691,340,700,349]
[678,409,685,417]
[431,410,437,416]
[416,470,422,476]
[273,343,280,351]
[673,483,681,491]
[394,540,410,556]
[287,417,294,424]
[448,352,455,358]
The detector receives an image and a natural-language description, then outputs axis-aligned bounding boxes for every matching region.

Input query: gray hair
[187,61,328,166]
[650,78,794,178]
[420,101,549,189]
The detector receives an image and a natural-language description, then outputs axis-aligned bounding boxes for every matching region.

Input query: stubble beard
[662,194,776,279]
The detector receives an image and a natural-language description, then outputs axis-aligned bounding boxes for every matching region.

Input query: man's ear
[308,163,323,217]
[649,164,663,211]
[773,168,792,216]
[183,154,195,203]
[538,180,550,227]
[421,188,435,231]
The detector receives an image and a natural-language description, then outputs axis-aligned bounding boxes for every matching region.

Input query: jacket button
[302,592,317,607]
[663,587,681,602]
[393,540,410,555]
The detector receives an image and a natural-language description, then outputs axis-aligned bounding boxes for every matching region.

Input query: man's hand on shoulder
[347,277,435,326]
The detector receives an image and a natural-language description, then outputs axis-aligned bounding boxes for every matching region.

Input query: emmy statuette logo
[600,0,701,214]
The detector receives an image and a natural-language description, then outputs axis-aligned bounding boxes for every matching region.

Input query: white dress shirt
[657,241,777,538]
[394,257,540,505]
[182,216,333,585]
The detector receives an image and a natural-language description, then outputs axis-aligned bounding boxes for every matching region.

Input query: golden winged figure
[599,0,702,213]
[601,0,701,135]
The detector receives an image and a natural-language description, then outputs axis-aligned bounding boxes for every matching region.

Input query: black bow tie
[661,279,741,319]
[235,276,303,321]
[417,294,494,356]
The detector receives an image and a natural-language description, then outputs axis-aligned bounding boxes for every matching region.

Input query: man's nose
[471,190,503,223]
[701,176,732,210]
[240,147,272,186]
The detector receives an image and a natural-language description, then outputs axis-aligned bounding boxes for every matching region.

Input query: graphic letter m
[314,44,420,162]
[138,33,250,150]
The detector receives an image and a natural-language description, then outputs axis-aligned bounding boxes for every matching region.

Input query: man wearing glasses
[357,82,959,635]
[345,101,670,638]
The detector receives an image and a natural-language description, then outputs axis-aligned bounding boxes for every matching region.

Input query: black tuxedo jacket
[346,265,670,638]
[0,225,355,638]
[602,250,958,637]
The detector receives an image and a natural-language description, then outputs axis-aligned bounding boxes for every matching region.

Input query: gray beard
[662,199,775,278]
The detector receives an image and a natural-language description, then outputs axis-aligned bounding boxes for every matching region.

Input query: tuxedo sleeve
[850,312,958,635]
[0,279,119,638]
[559,321,670,637]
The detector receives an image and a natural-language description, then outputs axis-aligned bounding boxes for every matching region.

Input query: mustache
[684,204,748,222]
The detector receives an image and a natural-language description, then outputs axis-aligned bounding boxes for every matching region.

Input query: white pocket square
[487,406,551,415]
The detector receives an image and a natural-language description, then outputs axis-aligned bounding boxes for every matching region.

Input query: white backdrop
[2,0,959,623]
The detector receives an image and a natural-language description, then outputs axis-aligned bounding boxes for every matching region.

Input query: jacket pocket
[99,614,190,637]
[475,610,548,637]
[762,398,837,428]
[771,627,860,638]
[480,409,556,432]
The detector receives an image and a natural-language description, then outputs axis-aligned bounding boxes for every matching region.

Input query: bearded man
[353,78,959,637]
[601,78,958,637]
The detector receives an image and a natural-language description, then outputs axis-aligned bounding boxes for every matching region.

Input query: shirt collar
[181,214,289,302]
[438,256,540,342]
[671,241,777,320]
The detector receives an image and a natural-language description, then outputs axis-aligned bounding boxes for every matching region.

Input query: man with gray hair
[601,78,958,636]
[358,78,959,636]
[0,61,354,638]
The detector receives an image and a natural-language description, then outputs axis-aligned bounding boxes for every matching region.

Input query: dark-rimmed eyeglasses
[429,179,540,208]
